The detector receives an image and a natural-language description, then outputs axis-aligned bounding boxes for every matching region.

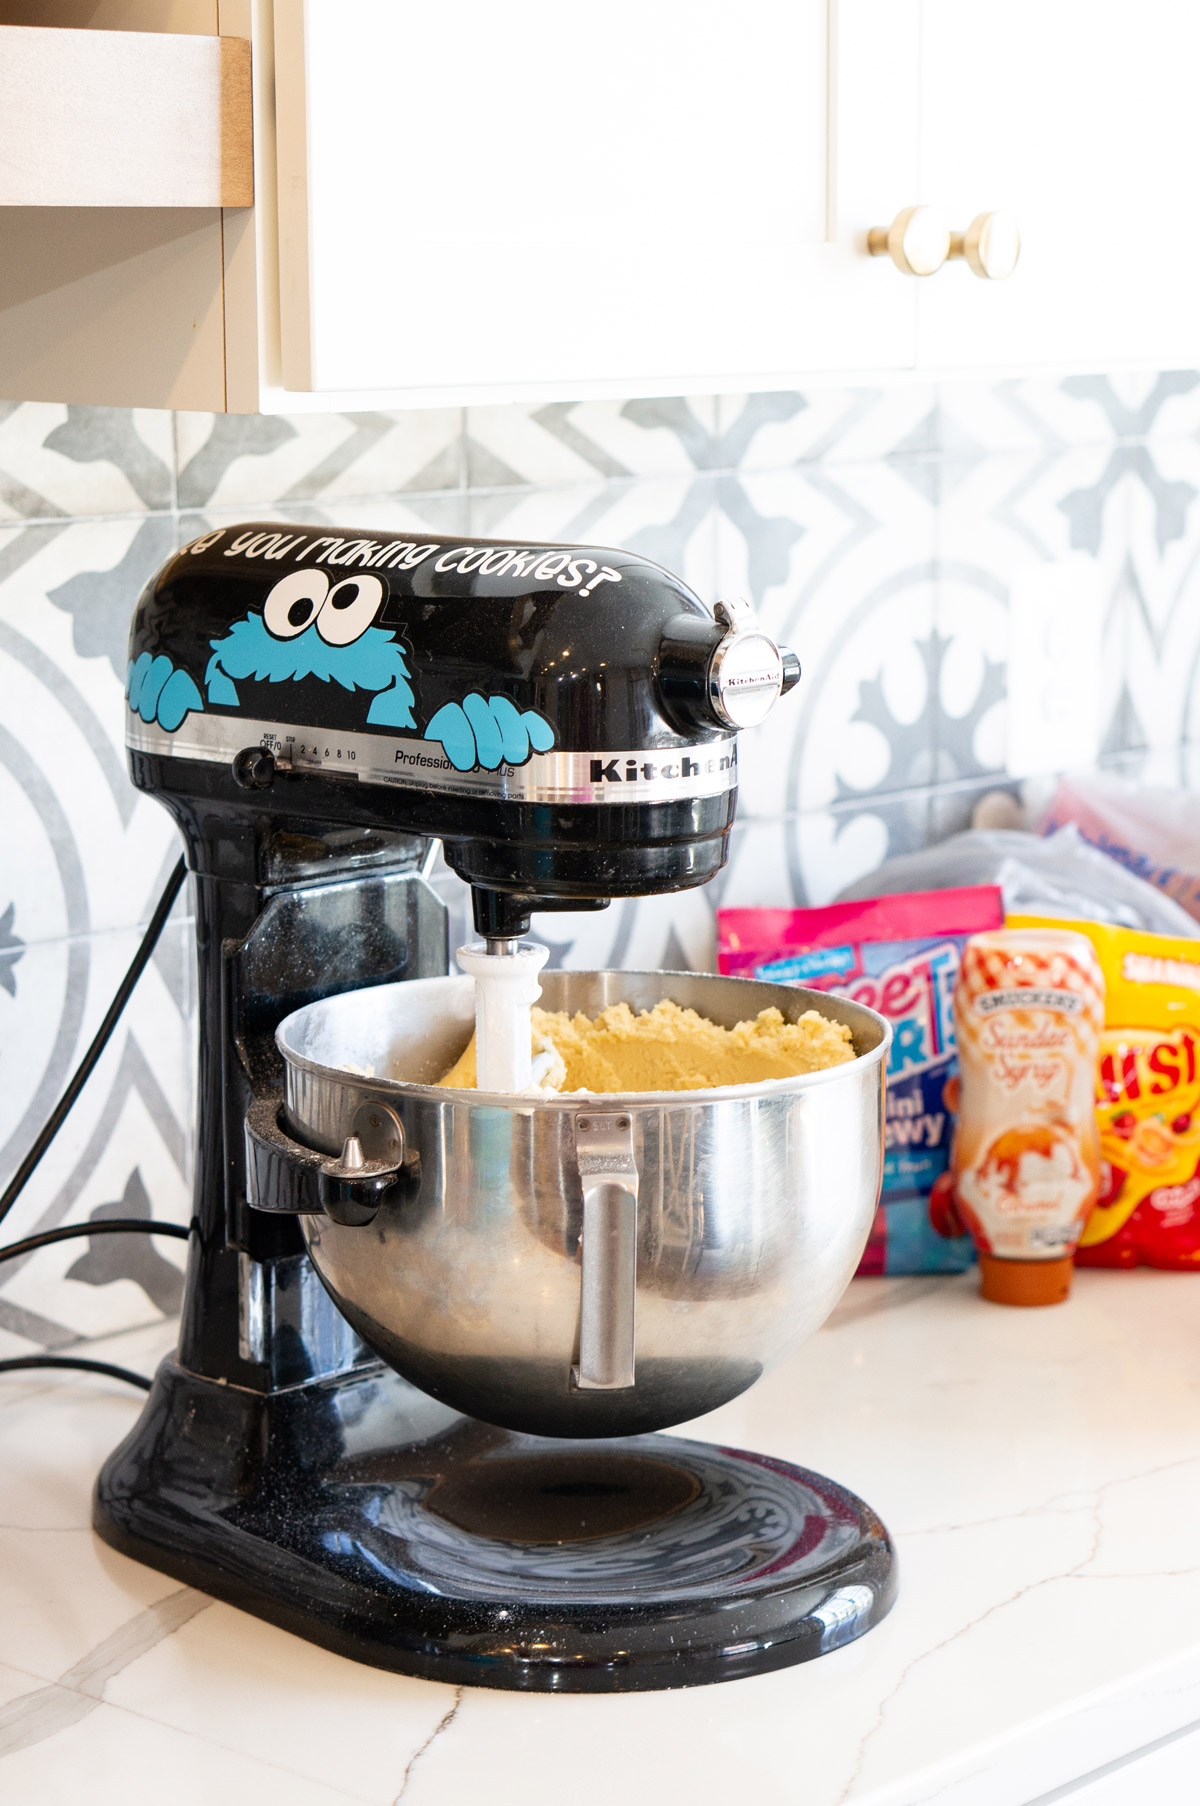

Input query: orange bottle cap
[978,1252,1075,1308]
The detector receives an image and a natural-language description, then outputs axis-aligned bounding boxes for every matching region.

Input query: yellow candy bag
[1009,915,1200,1268]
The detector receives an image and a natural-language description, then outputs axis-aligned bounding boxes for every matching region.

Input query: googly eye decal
[263,569,331,639]
[316,574,385,646]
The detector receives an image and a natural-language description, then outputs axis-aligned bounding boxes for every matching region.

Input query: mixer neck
[173,814,448,1392]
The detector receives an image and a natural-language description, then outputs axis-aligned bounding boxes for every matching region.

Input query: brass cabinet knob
[867,207,1021,281]
[947,211,1021,280]
[866,206,950,277]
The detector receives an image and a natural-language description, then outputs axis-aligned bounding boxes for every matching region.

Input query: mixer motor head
[125,524,799,928]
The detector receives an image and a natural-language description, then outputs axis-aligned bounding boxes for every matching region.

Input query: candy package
[718,887,1004,1274]
[1010,914,1200,1269]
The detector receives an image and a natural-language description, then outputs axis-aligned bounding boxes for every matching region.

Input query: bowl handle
[244,1096,414,1228]
[571,1113,638,1391]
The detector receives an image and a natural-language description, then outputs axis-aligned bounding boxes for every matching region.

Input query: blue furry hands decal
[424,694,556,772]
[127,652,204,732]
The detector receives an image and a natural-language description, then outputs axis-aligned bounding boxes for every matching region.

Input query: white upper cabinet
[271,0,920,407]
[913,0,1200,372]
[1,0,1196,410]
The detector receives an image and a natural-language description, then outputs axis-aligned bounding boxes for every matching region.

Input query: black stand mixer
[96,523,896,1691]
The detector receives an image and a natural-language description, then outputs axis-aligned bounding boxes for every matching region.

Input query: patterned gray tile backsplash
[0,403,173,522]
[1,373,1198,1350]
[174,408,465,510]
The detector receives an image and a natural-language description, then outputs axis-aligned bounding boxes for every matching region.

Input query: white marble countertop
[3,1269,1200,1805]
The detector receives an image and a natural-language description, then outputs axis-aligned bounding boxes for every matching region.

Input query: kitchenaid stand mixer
[96,524,895,1691]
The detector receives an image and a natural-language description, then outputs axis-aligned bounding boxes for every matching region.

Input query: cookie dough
[438,997,855,1092]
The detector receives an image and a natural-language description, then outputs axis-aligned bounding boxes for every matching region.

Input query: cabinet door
[273,0,920,406]
[915,0,1200,371]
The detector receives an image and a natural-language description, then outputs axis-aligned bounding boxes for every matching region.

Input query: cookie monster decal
[126,566,556,774]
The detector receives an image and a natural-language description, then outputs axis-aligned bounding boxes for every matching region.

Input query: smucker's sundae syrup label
[951,930,1105,1263]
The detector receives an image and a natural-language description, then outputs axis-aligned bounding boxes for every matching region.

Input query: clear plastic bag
[835,824,1200,937]
[1042,770,1200,924]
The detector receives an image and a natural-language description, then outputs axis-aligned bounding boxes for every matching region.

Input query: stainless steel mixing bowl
[276,970,890,1437]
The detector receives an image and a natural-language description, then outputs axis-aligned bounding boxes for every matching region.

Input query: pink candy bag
[718,887,1004,1274]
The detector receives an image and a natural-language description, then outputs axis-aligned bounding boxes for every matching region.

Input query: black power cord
[0,856,187,1231]
[0,1221,190,1392]
[0,857,190,1392]
[0,1222,189,1392]
[0,1217,190,1267]
[0,1356,152,1390]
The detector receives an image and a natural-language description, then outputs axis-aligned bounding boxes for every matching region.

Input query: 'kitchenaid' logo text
[184,527,623,596]
[589,752,735,784]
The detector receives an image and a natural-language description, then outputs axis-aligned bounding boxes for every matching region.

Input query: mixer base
[95,1357,896,1693]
